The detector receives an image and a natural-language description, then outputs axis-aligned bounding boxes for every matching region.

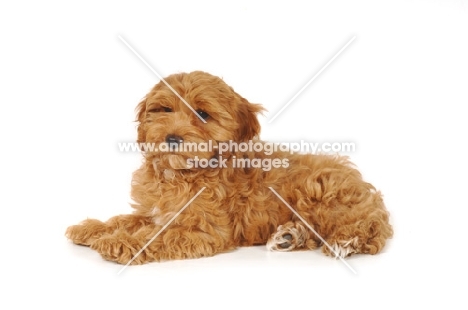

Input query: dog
[66,71,393,264]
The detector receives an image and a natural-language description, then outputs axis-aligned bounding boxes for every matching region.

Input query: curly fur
[66,71,393,264]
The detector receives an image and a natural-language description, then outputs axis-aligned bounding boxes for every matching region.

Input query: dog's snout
[165,134,183,147]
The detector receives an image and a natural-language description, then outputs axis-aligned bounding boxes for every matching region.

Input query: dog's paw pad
[267,224,308,252]
[278,233,293,249]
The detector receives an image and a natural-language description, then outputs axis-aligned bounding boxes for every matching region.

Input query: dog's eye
[147,107,172,113]
[196,110,210,120]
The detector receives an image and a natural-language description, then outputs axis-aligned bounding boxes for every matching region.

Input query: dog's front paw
[90,232,151,265]
[267,221,317,252]
[65,219,108,246]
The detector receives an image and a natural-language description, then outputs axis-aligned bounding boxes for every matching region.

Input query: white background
[1,0,467,309]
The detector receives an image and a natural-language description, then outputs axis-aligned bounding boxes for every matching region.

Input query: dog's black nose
[165,134,183,149]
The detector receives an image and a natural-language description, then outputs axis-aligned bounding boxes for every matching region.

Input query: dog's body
[66,71,393,264]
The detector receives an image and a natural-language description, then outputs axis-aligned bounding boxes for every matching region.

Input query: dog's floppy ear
[237,97,265,141]
[135,98,147,143]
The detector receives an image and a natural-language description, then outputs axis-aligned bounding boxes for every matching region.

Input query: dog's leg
[88,220,235,265]
[89,224,158,265]
[65,214,151,246]
[286,156,393,258]
[321,212,393,258]
[266,221,318,252]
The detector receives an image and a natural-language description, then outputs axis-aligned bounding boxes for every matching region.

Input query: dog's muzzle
[165,134,183,150]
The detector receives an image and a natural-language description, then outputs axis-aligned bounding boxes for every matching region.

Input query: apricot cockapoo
[66,71,393,264]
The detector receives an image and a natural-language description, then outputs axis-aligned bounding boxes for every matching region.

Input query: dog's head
[136,71,264,169]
